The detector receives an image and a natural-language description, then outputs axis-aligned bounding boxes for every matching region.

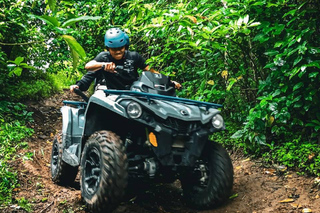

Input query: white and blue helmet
[104,28,129,48]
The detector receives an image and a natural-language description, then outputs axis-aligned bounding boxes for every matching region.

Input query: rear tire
[181,142,233,209]
[80,130,128,213]
[51,131,78,185]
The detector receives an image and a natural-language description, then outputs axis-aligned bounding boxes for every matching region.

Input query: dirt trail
[4,90,320,213]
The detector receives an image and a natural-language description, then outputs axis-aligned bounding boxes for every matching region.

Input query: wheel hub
[51,142,59,174]
[84,147,101,195]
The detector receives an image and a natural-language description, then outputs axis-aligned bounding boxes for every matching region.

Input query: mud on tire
[181,142,233,209]
[80,130,128,213]
[51,131,78,185]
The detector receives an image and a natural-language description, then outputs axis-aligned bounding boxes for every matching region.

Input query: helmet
[104,28,127,48]
[124,33,130,49]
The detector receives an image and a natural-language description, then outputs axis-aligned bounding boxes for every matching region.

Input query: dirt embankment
[4,90,320,213]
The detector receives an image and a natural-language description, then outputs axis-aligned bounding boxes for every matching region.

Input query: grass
[0,101,34,205]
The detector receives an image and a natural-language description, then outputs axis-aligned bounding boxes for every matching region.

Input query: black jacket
[77,50,148,90]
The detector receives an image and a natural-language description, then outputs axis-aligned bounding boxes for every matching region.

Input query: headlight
[212,114,224,129]
[127,102,142,119]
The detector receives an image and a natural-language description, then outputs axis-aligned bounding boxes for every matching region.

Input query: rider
[70,28,180,92]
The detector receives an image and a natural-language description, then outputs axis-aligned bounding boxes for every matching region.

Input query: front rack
[104,90,223,110]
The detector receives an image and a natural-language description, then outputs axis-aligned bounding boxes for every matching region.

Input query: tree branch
[0,40,42,46]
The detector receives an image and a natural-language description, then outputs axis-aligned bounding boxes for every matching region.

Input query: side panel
[61,106,85,166]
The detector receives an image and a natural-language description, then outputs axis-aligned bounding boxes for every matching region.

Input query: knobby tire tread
[81,130,128,213]
[51,131,78,185]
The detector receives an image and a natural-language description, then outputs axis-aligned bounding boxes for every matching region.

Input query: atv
[50,70,234,212]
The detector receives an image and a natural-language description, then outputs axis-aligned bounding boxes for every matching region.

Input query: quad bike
[50,69,234,212]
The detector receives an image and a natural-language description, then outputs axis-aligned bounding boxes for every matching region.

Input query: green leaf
[274,41,283,48]
[287,39,297,48]
[268,102,277,111]
[283,9,297,18]
[293,101,302,108]
[264,50,279,56]
[272,89,281,97]
[271,126,278,134]
[281,85,288,93]
[229,193,239,199]
[273,24,285,35]
[227,78,237,91]
[20,63,35,69]
[289,67,300,79]
[260,99,268,107]
[54,27,72,34]
[243,15,249,25]
[293,82,304,91]
[253,34,269,43]
[255,134,266,145]
[311,120,320,125]
[252,2,264,6]
[287,48,298,57]
[42,15,60,27]
[29,14,60,27]
[264,62,275,69]
[292,95,301,103]
[287,17,297,26]
[13,67,23,76]
[61,16,102,28]
[231,130,244,138]
[267,3,278,7]
[309,72,318,78]
[248,22,261,27]
[47,0,56,12]
[61,35,86,60]
[293,56,302,67]
[210,25,222,33]
[14,57,24,65]
[305,61,320,69]
[70,48,79,71]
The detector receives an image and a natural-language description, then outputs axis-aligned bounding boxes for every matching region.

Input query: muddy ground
[3,90,320,213]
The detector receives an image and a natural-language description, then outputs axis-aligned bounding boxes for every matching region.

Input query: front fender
[82,90,128,137]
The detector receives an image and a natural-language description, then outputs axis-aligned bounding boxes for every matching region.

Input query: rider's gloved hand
[103,62,117,74]
[171,80,182,90]
[70,85,79,93]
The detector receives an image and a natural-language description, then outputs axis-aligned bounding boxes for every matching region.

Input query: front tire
[51,131,78,185]
[181,141,233,209]
[80,130,128,213]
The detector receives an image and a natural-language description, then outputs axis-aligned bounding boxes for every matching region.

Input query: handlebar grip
[74,88,89,102]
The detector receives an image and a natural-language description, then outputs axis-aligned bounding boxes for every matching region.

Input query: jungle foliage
[0,0,320,206]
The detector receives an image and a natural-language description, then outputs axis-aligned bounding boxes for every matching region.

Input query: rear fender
[61,106,85,166]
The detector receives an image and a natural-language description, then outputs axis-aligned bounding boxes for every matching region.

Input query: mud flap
[62,144,80,166]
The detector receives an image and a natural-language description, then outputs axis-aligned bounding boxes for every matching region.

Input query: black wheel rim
[84,147,101,195]
[51,141,59,174]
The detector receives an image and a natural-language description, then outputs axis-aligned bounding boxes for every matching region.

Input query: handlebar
[74,88,89,102]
